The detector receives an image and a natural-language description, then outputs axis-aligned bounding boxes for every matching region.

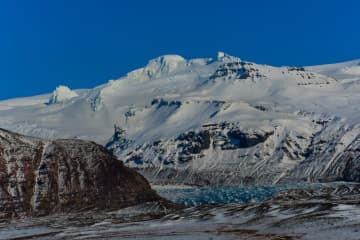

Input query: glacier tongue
[153,182,342,206]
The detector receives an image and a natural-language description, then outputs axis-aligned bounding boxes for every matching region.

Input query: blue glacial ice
[154,182,341,206]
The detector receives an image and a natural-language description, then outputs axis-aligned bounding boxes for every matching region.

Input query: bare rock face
[0,128,161,219]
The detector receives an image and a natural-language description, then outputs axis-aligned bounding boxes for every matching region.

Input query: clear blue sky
[1,0,359,100]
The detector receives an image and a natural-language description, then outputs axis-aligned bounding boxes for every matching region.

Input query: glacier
[153,182,341,206]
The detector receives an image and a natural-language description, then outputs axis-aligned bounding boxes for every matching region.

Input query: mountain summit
[48,85,78,105]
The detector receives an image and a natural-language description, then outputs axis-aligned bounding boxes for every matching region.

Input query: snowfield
[0,52,359,186]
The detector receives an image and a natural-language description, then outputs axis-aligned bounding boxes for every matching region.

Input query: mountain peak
[48,85,78,105]
[145,54,186,76]
[217,51,241,62]
[125,54,186,80]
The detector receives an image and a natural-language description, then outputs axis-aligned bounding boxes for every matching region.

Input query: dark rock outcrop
[227,128,273,148]
[210,61,265,81]
[177,130,211,155]
[0,128,162,219]
[324,136,360,182]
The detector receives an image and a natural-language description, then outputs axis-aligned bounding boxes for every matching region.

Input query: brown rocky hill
[0,128,162,219]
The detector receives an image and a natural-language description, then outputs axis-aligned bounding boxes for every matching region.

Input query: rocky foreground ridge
[0,128,162,219]
[2,184,360,239]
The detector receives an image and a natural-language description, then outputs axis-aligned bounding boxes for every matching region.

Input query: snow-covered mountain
[0,52,359,186]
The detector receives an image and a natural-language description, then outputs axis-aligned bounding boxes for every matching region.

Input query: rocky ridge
[0,128,162,219]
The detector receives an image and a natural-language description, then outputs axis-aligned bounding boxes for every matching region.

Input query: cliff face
[0,128,161,219]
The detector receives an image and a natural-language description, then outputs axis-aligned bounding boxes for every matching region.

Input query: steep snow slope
[0,53,359,186]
